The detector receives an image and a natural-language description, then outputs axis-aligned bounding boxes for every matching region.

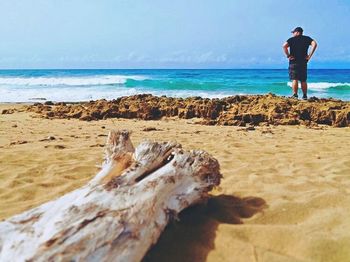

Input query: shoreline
[1,91,348,103]
[1,99,350,261]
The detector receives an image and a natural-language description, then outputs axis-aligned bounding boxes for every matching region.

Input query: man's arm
[283,42,294,60]
[306,40,318,61]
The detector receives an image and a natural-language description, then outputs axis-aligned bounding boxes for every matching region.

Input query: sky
[0,0,349,69]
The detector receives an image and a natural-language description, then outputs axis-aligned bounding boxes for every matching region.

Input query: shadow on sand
[143,194,267,262]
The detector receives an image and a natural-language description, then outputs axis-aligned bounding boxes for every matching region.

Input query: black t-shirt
[287,35,313,63]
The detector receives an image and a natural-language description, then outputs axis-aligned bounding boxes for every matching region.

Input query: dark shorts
[289,62,307,82]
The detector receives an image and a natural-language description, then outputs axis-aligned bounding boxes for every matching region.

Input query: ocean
[0,69,349,102]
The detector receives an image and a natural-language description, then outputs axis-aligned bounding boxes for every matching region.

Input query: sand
[1,103,350,262]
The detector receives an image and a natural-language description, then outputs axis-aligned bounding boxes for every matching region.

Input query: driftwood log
[0,130,221,262]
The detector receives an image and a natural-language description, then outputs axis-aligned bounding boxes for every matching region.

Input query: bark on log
[0,130,221,262]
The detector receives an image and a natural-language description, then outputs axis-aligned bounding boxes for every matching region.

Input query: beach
[1,100,350,262]
[1,0,350,258]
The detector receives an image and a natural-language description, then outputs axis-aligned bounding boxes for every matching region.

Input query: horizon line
[0,68,349,70]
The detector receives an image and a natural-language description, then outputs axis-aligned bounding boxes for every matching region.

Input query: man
[283,27,317,100]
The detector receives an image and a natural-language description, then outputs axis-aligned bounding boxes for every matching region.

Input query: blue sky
[0,0,349,69]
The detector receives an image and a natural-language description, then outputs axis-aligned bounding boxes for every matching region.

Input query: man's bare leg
[301,81,307,97]
[292,80,299,96]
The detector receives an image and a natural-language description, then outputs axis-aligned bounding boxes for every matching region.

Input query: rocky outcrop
[25,94,350,127]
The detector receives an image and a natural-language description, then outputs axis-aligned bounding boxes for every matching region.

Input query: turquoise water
[0,69,349,102]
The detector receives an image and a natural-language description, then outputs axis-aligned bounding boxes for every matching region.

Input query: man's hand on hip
[288,55,295,61]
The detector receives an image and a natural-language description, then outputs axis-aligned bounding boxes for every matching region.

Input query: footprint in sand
[9,140,29,145]
[44,145,66,149]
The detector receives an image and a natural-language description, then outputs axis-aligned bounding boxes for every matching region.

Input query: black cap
[291,27,303,33]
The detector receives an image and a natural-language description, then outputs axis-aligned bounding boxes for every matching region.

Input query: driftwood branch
[0,130,221,262]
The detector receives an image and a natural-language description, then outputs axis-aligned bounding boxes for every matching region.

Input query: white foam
[287,82,350,91]
[0,75,148,86]
[0,86,140,102]
[0,84,235,102]
[135,90,239,99]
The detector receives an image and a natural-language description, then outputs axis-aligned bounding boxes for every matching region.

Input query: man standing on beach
[283,27,317,100]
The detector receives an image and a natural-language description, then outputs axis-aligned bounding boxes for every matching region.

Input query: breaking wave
[288,82,350,91]
[0,75,149,87]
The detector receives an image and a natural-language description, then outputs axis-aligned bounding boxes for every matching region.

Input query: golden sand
[1,104,350,261]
